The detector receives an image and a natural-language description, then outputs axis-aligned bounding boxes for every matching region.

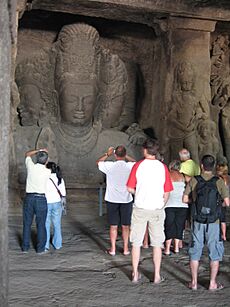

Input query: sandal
[154,276,166,285]
[188,282,197,290]
[105,250,116,256]
[132,272,141,283]
[209,283,224,291]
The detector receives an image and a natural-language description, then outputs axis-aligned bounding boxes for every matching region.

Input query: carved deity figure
[15,23,143,185]
[51,23,142,184]
[210,34,230,164]
[167,61,205,162]
[15,52,57,183]
[197,119,219,160]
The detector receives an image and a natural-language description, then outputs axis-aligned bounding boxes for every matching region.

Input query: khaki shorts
[130,207,165,247]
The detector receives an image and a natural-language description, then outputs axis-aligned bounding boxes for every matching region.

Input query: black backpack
[191,175,222,224]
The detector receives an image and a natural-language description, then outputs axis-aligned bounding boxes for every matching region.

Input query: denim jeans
[22,193,47,253]
[45,201,62,250]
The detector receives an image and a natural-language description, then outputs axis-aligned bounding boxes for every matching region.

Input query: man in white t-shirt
[22,148,51,254]
[127,139,173,283]
[97,145,136,256]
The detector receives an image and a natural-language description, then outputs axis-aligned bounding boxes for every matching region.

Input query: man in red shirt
[127,139,173,283]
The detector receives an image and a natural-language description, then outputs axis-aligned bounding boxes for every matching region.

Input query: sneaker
[22,250,28,254]
[37,249,49,255]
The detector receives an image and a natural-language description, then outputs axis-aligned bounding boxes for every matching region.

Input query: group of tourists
[21,139,229,291]
[97,140,229,290]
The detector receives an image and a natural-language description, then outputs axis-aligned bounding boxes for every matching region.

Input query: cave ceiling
[18,0,230,25]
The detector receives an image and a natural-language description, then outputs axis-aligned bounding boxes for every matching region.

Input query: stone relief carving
[210,34,230,165]
[197,119,219,159]
[15,23,144,185]
[167,61,208,162]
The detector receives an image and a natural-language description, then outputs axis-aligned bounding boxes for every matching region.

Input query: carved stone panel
[15,23,144,185]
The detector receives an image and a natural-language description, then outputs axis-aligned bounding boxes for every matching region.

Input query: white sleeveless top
[165,181,188,208]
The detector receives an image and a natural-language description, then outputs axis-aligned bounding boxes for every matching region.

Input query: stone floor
[8,201,230,307]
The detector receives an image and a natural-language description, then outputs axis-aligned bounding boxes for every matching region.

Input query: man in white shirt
[22,148,51,254]
[127,139,173,283]
[97,145,136,256]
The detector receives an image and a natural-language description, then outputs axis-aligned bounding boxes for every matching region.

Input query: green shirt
[180,159,200,177]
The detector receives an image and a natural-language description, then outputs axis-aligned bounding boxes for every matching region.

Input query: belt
[26,192,45,197]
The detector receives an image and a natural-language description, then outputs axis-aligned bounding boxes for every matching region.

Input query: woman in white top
[45,162,66,251]
[164,160,188,255]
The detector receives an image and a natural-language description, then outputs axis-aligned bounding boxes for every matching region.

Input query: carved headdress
[55,23,100,91]
[174,61,195,91]
[16,48,56,125]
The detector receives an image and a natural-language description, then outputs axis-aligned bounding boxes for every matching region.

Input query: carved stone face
[18,84,40,126]
[179,77,193,91]
[200,123,211,139]
[59,81,97,126]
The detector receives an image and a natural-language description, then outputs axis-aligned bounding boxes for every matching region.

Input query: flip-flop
[188,282,197,291]
[123,251,130,256]
[163,252,172,256]
[132,272,141,283]
[154,276,166,285]
[105,250,116,256]
[209,283,224,291]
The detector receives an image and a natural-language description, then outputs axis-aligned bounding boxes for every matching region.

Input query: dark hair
[46,161,63,185]
[115,145,126,158]
[142,138,159,156]
[201,155,215,171]
[36,151,48,165]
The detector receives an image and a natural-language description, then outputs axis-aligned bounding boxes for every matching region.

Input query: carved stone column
[0,0,11,305]
[153,17,216,162]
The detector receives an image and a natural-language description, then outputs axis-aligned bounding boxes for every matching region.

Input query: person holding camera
[97,146,136,256]
[22,148,51,254]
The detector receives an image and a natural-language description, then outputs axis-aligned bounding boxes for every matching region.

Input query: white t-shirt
[165,181,188,208]
[46,173,66,204]
[25,157,51,194]
[98,160,135,203]
[127,159,173,210]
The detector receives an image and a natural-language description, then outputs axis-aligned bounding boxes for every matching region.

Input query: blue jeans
[45,202,62,250]
[22,193,47,253]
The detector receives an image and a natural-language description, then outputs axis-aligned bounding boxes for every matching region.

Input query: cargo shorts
[130,207,165,247]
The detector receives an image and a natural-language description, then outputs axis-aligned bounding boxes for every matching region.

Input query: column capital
[153,16,216,33]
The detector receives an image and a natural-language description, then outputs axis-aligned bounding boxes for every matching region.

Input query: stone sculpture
[15,23,144,185]
[167,61,207,162]
[197,119,219,160]
[210,34,230,165]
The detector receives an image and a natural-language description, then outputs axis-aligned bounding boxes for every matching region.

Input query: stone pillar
[0,0,12,305]
[154,17,216,162]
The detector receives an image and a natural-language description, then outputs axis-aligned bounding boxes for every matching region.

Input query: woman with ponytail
[45,162,66,251]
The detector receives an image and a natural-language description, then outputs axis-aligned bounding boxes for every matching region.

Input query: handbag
[49,178,67,216]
